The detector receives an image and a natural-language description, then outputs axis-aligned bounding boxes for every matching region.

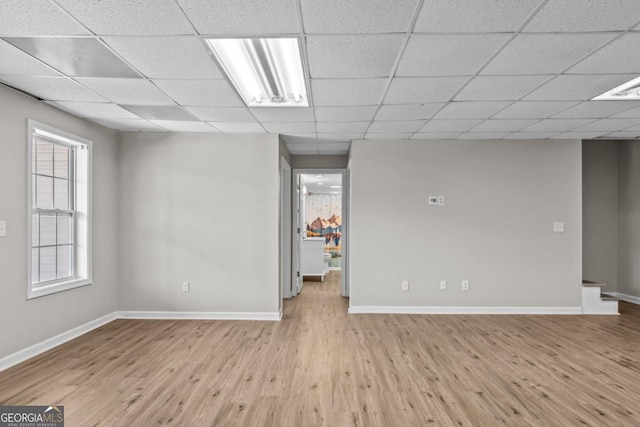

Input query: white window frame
[27,120,92,299]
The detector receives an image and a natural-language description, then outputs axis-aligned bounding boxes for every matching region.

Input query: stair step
[601,293,619,301]
[583,280,605,287]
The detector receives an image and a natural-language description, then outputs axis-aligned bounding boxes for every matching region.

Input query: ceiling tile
[280,133,317,140]
[0,40,60,76]
[0,0,90,35]
[457,132,511,140]
[263,122,317,133]
[610,106,640,119]
[568,34,640,74]
[433,102,511,119]
[550,132,610,139]
[55,0,195,35]
[121,105,198,121]
[251,107,315,122]
[176,0,299,35]
[316,122,369,133]
[419,120,483,132]
[552,101,640,119]
[3,37,140,78]
[208,122,265,133]
[520,119,594,132]
[375,104,444,121]
[524,75,639,101]
[153,80,242,107]
[316,133,363,140]
[312,79,387,106]
[523,0,640,32]
[506,132,559,139]
[414,0,543,33]
[385,77,469,104]
[287,143,320,155]
[300,0,417,33]
[365,133,413,140]
[455,76,550,101]
[104,37,222,79]
[151,121,217,132]
[315,106,378,121]
[493,101,579,119]
[307,36,403,78]
[317,142,350,155]
[482,34,614,75]
[185,107,254,121]
[604,131,640,139]
[76,78,174,105]
[368,120,425,133]
[470,119,539,132]
[91,117,165,131]
[0,76,106,102]
[573,119,640,132]
[411,132,461,139]
[397,35,509,76]
[53,101,138,118]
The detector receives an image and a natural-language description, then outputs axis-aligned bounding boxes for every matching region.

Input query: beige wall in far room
[0,85,119,360]
[349,139,582,309]
[582,140,618,292]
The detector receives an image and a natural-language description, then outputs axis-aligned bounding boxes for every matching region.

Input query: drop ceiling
[1,0,640,156]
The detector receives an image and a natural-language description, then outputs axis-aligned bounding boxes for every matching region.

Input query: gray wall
[290,155,349,169]
[582,140,618,291]
[618,141,640,298]
[0,85,119,359]
[349,139,582,308]
[117,132,281,314]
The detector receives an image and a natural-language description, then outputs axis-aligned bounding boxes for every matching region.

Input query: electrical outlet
[437,196,445,206]
[440,280,447,290]
[0,220,6,237]
[401,280,409,291]
[462,280,470,291]
[182,282,190,292]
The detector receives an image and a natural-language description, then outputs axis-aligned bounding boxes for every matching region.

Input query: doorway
[288,168,349,301]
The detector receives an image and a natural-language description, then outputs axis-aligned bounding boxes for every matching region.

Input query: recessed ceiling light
[593,76,640,100]
[314,174,323,178]
[330,185,341,188]
[317,182,324,185]
[205,38,308,108]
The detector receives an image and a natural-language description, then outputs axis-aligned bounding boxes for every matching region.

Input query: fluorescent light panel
[205,38,308,108]
[593,76,640,100]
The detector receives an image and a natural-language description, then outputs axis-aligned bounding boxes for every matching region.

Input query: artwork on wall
[305,194,342,267]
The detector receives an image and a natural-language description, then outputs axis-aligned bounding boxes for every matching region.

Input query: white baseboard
[117,310,283,321]
[0,312,117,373]
[348,306,583,315]
[609,292,640,305]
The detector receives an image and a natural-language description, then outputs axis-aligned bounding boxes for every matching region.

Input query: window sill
[27,278,91,300]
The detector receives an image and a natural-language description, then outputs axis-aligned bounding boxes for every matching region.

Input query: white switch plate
[401,280,409,291]
[437,196,445,206]
[0,220,5,237]
[182,282,190,292]
[440,280,447,290]
[428,196,438,206]
[553,222,565,233]
[462,280,470,291]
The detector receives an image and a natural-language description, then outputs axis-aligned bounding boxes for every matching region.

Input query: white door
[281,158,292,299]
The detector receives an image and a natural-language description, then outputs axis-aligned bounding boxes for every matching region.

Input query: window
[28,121,91,299]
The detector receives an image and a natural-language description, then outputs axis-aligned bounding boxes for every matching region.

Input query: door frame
[290,168,349,299]
[280,157,292,301]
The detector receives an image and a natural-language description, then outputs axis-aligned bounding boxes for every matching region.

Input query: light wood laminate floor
[1,272,639,426]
